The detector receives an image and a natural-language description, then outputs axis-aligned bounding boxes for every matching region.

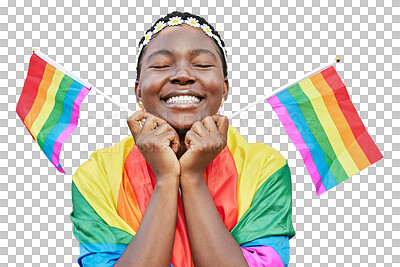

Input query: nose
[169,65,195,85]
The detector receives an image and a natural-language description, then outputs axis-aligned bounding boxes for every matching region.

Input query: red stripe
[321,67,383,165]
[205,146,238,231]
[124,146,153,215]
[16,53,47,124]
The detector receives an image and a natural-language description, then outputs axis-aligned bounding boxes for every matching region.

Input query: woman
[70,11,295,267]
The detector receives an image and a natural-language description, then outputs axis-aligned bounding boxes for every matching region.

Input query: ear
[222,78,229,101]
[135,80,142,103]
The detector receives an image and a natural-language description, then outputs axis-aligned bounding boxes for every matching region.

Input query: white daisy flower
[168,16,183,26]
[153,21,167,34]
[136,43,144,66]
[212,34,222,47]
[185,17,200,28]
[143,31,153,45]
[137,43,143,56]
[200,24,213,37]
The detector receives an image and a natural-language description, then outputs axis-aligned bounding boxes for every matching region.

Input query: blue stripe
[241,236,290,267]
[43,80,83,161]
[78,243,127,267]
[78,243,174,267]
[276,89,338,190]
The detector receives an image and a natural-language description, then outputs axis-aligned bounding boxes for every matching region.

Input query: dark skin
[115,25,248,266]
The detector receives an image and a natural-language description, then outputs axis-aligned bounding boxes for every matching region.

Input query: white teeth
[165,95,201,104]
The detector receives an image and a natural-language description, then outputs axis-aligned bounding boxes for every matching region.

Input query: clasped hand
[127,110,229,185]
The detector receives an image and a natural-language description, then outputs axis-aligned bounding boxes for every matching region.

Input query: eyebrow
[147,48,217,61]
[190,49,217,59]
[147,49,174,61]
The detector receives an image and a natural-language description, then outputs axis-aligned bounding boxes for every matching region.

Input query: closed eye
[151,65,171,69]
[195,64,213,68]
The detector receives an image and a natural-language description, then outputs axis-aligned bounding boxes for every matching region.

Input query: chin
[155,109,219,132]
[169,119,196,133]
[162,113,202,133]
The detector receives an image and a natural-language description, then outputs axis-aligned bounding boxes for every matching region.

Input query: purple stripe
[56,164,66,174]
[267,95,327,195]
[51,86,90,167]
[241,245,284,267]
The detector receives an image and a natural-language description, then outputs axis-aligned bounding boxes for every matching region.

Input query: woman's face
[135,24,229,132]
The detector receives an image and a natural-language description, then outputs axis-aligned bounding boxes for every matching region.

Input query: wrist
[180,172,205,188]
[155,175,180,190]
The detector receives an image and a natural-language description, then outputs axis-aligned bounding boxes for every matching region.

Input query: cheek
[139,73,167,98]
[200,73,225,97]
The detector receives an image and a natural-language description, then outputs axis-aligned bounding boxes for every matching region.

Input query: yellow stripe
[73,136,136,236]
[310,73,371,173]
[298,78,360,177]
[30,69,65,138]
[227,126,286,221]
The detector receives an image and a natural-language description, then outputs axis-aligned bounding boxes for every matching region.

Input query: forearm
[180,174,248,267]
[115,178,179,267]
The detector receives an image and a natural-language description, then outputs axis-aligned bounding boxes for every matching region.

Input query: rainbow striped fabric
[267,66,383,195]
[71,125,295,266]
[16,52,90,173]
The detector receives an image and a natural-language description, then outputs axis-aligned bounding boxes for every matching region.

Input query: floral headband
[136,16,228,67]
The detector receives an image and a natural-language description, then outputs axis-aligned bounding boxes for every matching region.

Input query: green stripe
[230,163,295,245]
[288,83,348,183]
[70,181,133,245]
[36,75,74,152]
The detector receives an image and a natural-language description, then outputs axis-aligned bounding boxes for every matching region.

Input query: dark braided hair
[136,11,228,80]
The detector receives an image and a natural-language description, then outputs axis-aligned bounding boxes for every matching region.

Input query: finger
[141,115,167,134]
[190,120,209,137]
[211,115,229,137]
[158,131,180,153]
[184,130,201,150]
[152,123,180,152]
[201,116,219,134]
[127,110,152,139]
[152,122,178,136]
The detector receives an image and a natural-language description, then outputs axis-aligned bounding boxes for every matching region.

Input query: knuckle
[162,122,172,130]
[202,116,212,123]
[193,121,202,127]
[146,115,156,123]
[130,110,143,119]
[164,131,174,138]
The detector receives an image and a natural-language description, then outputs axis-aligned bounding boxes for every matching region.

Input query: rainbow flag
[16,51,91,173]
[267,66,383,195]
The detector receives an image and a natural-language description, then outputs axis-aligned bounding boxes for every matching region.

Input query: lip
[161,98,205,110]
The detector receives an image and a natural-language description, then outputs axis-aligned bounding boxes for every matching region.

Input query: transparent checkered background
[1,0,398,266]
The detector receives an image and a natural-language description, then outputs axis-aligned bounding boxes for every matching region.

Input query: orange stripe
[310,73,371,171]
[23,63,56,130]
[116,168,142,233]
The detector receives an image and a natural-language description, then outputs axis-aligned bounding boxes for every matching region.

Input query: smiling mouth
[164,95,202,104]
[161,95,205,109]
